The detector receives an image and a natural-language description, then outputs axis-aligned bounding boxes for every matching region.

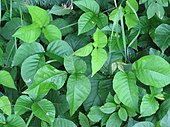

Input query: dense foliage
[0,0,170,126]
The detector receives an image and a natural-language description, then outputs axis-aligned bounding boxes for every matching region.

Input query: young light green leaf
[13,23,41,43]
[32,99,55,124]
[0,70,16,89]
[67,74,91,116]
[79,112,90,127]
[0,96,11,116]
[74,0,100,14]
[140,94,159,117]
[78,12,96,35]
[100,103,117,114]
[91,48,107,77]
[87,106,105,122]
[5,115,26,127]
[113,71,138,110]
[93,28,107,48]
[124,13,139,30]
[43,24,62,42]
[132,122,155,127]
[106,112,122,127]
[118,107,128,121]
[125,0,138,13]
[14,95,33,115]
[73,43,93,57]
[12,42,44,66]
[132,55,170,88]
[27,6,50,27]
[52,118,77,127]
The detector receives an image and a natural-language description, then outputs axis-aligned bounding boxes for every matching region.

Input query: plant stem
[59,22,78,30]
[25,112,34,127]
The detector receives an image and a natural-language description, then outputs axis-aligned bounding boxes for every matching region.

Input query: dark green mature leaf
[132,122,155,127]
[78,12,96,35]
[140,94,159,117]
[100,103,116,114]
[95,13,108,29]
[13,23,41,43]
[4,115,25,127]
[153,24,170,52]
[21,54,45,85]
[160,108,170,126]
[32,99,55,124]
[0,96,11,116]
[64,56,87,74]
[52,118,77,127]
[91,48,107,76]
[12,42,44,66]
[27,6,50,27]
[132,55,170,88]
[74,0,100,14]
[43,25,62,42]
[106,112,122,127]
[113,71,138,110]
[67,74,91,116]
[79,112,90,127]
[0,48,3,66]
[14,95,33,115]
[0,70,16,89]
[49,5,72,16]
[158,99,170,119]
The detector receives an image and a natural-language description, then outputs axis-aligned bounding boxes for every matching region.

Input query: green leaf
[93,28,107,48]
[91,48,107,77]
[52,118,77,127]
[27,6,50,27]
[74,0,100,14]
[79,112,90,127]
[113,71,138,110]
[49,5,72,16]
[87,106,105,122]
[21,54,45,85]
[95,13,108,29]
[64,56,87,74]
[147,2,156,19]
[43,25,62,42]
[125,0,138,13]
[0,70,16,89]
[13,23,41,43]
[4,115,25,127]
[78,12,96,35]
[32,99,55,124]
[140,94,159,117]
[158,99,170,119]
[0,48,3,66]
[132,55,170,88]
[14,95,33,115]
[118,107,128,121]
[106,112,122,127]
[12,42,44,66]
[100,103,117,114]
[109,8,121,21]
[132,122,155,127]
[153,24,170,52]
[124,13,139,30]
[73,43,93,57]
[67,74,91,116]
[0,96,11,116]
[160,108,170,126]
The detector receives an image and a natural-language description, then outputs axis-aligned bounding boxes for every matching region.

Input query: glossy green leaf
[0,96,11,116]
[0,70,16,89]
[153,24,170,52]
[113,71,138,110]
[132,55,170,88]
[125,0,138,13]
[91,48,107,77]
[43,25,62,42]
[73,43,93,57]
[4,115,25,127]
[140,94,159,117]
[14,95,33,115]
[106,112,122,127]
[158,99,170,119]
[100,103,116,114]
[49,5,72,16]
[67,74,91,116]
[32,99,55,124]
[93,28,107,48]
[74,0,100,14]
[125,13,139,30]
[95,13,108,29]
[132,122,155,127]
[52,118,77,127]
[12,42,44,66]
[160,108,170,126]
[78,12,96,35]
[87,106,105,122]
[27,6,50,27]
[118,107,128,121]
[21,54,45,85]
[64,56,87,74]
[13,23,41,43]
[79,112,90,127]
